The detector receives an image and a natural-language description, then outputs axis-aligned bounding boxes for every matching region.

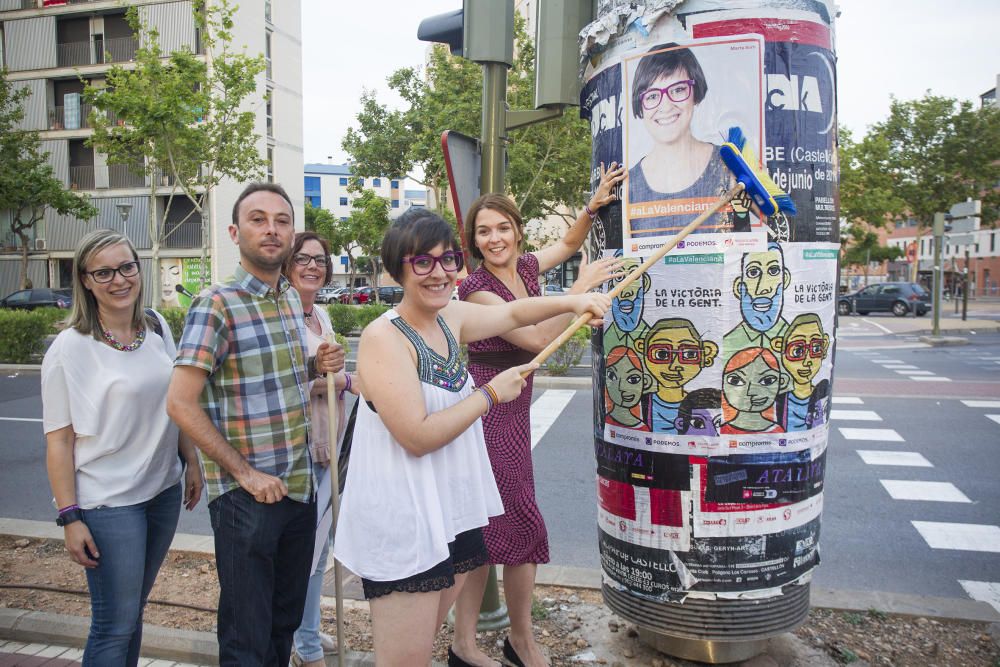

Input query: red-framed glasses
[645,343,702,365]
[784,337,825,362]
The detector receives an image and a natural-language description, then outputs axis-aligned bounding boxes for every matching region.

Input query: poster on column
[621,35,766,245]
[685,9,839,242]
[580,62,626,254]
[720,242,837,448]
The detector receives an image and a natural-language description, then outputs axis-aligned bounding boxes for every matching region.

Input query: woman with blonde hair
[41,229,202,666]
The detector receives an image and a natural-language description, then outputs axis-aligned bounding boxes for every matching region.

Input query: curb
[918,335,970,346]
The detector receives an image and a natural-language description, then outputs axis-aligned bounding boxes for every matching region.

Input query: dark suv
[838,282,931,317]
[0,288,72,310]
[376,286,404,305]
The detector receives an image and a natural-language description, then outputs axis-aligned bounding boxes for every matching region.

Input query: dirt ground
[1,536,998,666]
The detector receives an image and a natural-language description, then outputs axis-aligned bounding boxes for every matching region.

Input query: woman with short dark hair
[334,209,609,666]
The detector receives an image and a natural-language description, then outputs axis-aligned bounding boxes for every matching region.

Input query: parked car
[543,284,565,296]
[376,286,404,305]
[350,287,375,305]
[0,288,72,310]
[838,282,931,317]
[315,286,347,304]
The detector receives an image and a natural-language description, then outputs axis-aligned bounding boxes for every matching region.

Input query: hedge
[354,304,390,331]
[0,309,61,363]
[544,325,591,376]
[326,304,357,336]
[157,307,189,345]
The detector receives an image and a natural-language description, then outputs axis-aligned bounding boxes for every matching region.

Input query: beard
[739,282,784,333]
[612,292,644,332]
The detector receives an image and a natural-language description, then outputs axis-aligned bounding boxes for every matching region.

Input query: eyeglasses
[640,80,696,111]
[403,251,464,276]
[85,260,140,284]
[292,253,329,267]
[645,343,702,365]
[784,337,825,362]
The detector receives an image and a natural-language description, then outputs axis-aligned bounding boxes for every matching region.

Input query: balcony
[48,103,99,130]
[56,36,138,68]
[69,164,146,191]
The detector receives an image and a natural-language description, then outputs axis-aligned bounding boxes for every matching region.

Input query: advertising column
[579,1,838,661]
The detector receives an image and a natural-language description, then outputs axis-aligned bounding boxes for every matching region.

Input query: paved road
[2,333,998,612]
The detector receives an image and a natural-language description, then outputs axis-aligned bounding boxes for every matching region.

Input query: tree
[838,127,904,229]
[85,0,266,303]
[342,14,592,232]
[841,224,903,287]
[344,189,392,300]
[0,71,97,288]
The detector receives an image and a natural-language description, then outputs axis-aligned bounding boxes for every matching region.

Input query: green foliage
[33,307,69,330]
[842,612,865,626]
[158,306,189,345]
[334,332,350,356]
[841,225,903,275]
[0,71,97,289]
[84,0,266,301]
[836,646,859,664]
[326,304,358,336]
[355,304,390,331]
[0,309,56,363]
[530,596,549,621]
[341,13,592,229]
[867,608,888,621]
[545,325,590,376]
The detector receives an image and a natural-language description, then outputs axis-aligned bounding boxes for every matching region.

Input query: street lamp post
[114,202,133,233]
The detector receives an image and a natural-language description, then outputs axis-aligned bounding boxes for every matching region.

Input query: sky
[301,0,1000,167]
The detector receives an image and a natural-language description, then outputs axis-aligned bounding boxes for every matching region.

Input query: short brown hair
[382,208,460,283]
[283,231,333,285]
[464,194,524,261]
[631,44,708,119]
[232,182,294,226]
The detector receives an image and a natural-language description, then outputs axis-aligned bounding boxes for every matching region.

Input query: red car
[338,287,373,304]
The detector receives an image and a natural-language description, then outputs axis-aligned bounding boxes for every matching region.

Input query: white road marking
[959,580,1000,614]
[871,359,905,364]
[987,415,1000,426]
[530,390,575,450]
[832,397,864,405]
[830,409,882,421]
[857,450,932,467]
[880,480,971,503]
[912,521,1000,553]
[895,370,934,376]
[911,376,952,382]
[962,400,1000,408]
[839,428,904,442]
[0,417,42,422]
[861,318,894,334]
[882,364,918,369]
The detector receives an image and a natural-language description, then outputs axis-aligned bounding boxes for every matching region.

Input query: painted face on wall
[642,324,709,390]
[676,407,721,436]
[611,263,645,332]
[735,247,789,332]
[606,354,651,410]
[780,321,827,386]
[723,355,784,414]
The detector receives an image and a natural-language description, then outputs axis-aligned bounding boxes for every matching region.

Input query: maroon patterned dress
[459,253,549,565]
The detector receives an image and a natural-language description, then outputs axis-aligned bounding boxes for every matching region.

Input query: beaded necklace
[390,313,467,392]
[99,318,146,352]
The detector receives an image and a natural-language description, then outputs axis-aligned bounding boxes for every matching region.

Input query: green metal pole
[932,213,944,337]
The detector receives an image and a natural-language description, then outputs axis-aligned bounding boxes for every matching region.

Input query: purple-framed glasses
[403,250,464,276]
[640,79,696,111]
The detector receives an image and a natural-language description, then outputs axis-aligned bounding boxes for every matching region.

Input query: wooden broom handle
[524,183,745,376]
[324,334,346,666]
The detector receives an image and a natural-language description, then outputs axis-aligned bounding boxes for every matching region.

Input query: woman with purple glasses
[627,43,747,237]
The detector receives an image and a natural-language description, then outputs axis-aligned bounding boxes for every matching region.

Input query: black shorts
[361,527,488,600]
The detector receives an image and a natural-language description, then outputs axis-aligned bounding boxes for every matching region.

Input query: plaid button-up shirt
[175,265,314,503]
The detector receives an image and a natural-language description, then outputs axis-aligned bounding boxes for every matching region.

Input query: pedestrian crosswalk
[868,353,952,381]
[837,394,1000,612]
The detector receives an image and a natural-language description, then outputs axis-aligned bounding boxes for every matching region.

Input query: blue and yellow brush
[720,125,797,217]
[524,126,795,374]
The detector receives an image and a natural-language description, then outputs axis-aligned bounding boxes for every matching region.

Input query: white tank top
[334,310,503,581]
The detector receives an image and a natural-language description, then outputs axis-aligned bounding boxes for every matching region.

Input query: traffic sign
[949,217,980,233]
[947,233,976,246]
[949,200,981,220]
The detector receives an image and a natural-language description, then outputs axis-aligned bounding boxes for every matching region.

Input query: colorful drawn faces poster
[622,35,765,243]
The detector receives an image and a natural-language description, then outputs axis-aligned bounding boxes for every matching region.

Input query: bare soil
[1,536,997,666]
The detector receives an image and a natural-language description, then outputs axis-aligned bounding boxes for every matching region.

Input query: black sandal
[502,637,525,667]
[448,646,477,667]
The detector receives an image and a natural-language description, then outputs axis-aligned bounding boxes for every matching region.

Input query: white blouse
[41,312,182,509]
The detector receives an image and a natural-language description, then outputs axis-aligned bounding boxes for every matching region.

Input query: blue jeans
[80,483,181,667]
[210,488,316,667]
[293,533,330,662]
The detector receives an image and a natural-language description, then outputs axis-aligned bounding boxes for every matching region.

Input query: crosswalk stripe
[530,390,575,450]
[0,417,42,422]
[880,480,971,503]
[832,396,864,405]
[912,521,1000,553]
[872,359,904,364]
[962,400,1000,408]
[882,364,917,369]
[911,376,951,382]
[830,409,881,421]
[959,580,1000,614]
[895,370,933,375]
[987,415,1000,426]
[839,427,904,442]
[857,450,932,467]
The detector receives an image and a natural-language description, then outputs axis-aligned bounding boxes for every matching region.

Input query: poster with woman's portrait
[622,35,766,247]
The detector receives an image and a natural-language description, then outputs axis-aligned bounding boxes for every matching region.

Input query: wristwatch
[56,508,83,527]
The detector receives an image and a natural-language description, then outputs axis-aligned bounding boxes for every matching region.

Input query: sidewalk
[2,521,998,666]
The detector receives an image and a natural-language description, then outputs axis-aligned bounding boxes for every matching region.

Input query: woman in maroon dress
[452,164,626,667]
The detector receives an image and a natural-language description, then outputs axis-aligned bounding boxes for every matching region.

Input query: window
[265,31,273,80]
[340,217,348,221]
[354,177,363,188]
[992,233,996,253]
[304,176,320,193]
[306,195,321,208]
[265,91,273,138]
[266,147,274,183]
[0,24,5,70]
[391,180,399,188]
[264,0,272,22]
[339,177,348,186]
[373,178,381,187]
[391,199,399,208]
[339,197,348,206]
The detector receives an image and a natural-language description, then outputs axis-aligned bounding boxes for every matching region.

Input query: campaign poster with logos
[580,62,626,254]
[621,35,765,243]
[686,9,839,242]
[159,258,211,307]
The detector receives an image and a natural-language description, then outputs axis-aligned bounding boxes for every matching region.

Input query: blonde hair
[66,229,150,341]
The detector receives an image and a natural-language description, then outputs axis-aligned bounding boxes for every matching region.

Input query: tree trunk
[16,228,30,289]
[149,179,162,307]
[199,204,210,289]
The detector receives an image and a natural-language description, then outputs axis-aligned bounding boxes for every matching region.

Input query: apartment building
[0,0,303,304]
[885,221,1000,297]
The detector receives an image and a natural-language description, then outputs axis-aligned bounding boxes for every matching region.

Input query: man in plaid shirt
[167,182,343,667]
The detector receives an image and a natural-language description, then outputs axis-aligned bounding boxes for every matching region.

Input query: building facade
[0,0,303,304]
